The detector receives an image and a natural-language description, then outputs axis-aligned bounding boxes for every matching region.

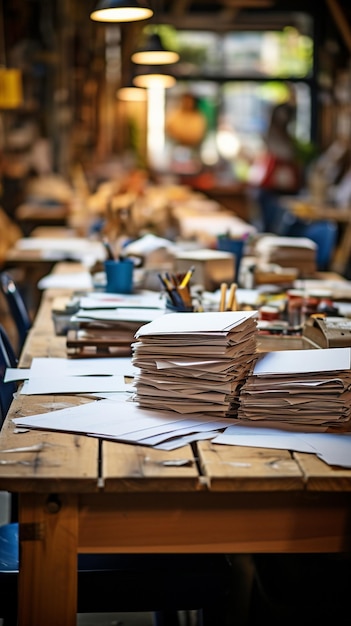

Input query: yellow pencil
[226,282,237,311]
[179,265,195,289]
[219,282,227,312]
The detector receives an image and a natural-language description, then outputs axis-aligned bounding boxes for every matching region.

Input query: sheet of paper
[20,375,131,395]
[4,368,31,382]
[12,399,237,443]
[135,311,257,337]
[73,308,165,323]
[212,425,351,468]
[28,357,137,378]
[79,292,165,310]
[38,272,93,290]
[253,347,351,376]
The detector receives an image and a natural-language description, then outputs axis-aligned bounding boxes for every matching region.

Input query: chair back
[0,324,17,427]
[0,272,31,354]
[303,220,338,271]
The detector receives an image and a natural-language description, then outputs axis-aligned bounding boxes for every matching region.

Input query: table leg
[18,492,78,626]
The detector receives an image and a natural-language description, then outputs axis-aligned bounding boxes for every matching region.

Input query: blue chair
[277,215,338,272]
[0,324,17,427]
[0,324,19,526]
[0,272,32,355]
[303,220,338,271]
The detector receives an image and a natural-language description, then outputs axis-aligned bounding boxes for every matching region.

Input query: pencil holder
[104,259,134,294]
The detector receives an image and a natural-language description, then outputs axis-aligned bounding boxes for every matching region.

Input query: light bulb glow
[133,73,176,88]
[90,7,153,22]
[131,50,179,65]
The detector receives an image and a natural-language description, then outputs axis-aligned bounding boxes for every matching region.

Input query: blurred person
[248,87,303,233]
[165,92,207,175]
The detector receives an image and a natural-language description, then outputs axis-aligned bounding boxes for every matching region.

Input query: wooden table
[0,262,351,626]
[282,196,351,275]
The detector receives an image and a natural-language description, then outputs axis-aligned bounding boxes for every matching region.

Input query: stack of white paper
[237,347,351,430]
[132,311,258,418]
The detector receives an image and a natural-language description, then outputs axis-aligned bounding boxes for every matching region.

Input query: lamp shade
[117,85,147,101]
[0,68,23,109]
[90,0,153,23]
[131,33,179,65]
[133,70,176,89]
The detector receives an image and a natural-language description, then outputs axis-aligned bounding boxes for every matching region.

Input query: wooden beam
[326,0,351,54]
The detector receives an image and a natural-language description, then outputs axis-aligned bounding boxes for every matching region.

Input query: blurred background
[0,0,350,188]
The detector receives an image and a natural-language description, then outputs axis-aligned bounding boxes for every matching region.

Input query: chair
[0,522,235,625]
[0,324,19,525]
[0,324,18,427]
[0,272,32,355]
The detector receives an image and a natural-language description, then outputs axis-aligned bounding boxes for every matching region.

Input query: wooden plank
[0,396,99,492]
[78,491,351,553]
[295,452,351,491]
[103,440,200,492]
[197,440,305,491]
[326,0,351,54]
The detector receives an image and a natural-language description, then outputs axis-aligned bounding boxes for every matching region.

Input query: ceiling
[2,1,351,48]
[148,0,351,32]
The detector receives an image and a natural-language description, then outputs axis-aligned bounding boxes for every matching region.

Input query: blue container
[104,259,134,294]
[217,237,244,282]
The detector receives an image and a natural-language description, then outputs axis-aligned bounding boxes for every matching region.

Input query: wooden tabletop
[1,261,351,497]
[1,261,351,626]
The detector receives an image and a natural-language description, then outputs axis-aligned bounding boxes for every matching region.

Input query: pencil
[219,282,227,312]
[226,282,237,311]
[179,265,195,289]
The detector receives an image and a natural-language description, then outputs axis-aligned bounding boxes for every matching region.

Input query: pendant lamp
[131,33,179,65]
[0,68,23,109]
[90,0,153,23]
[117,84,147,101]
[133,67,176,89]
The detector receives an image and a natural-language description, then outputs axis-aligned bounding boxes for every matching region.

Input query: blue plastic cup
[104,259,134,294]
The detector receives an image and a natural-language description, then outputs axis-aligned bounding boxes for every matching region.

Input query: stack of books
[254,235,317,276]
[237,347,351,431]
[131,310,258,418]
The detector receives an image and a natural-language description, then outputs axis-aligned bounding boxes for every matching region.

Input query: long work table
[0,263,351,626]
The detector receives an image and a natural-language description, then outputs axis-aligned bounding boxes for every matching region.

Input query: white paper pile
[237,347,351,431]
[132,311,258,418]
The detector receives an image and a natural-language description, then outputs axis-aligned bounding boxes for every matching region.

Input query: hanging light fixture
[117,84,147,101]
[0,0,22,110]
[133,66,176,89]
[131,33,179,65]
[90,0,153,23]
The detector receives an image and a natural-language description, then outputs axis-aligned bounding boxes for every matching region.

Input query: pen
[103,238,115,261]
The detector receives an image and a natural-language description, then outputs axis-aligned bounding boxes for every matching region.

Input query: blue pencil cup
[217,237,244,282]
[104,259,134,294]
